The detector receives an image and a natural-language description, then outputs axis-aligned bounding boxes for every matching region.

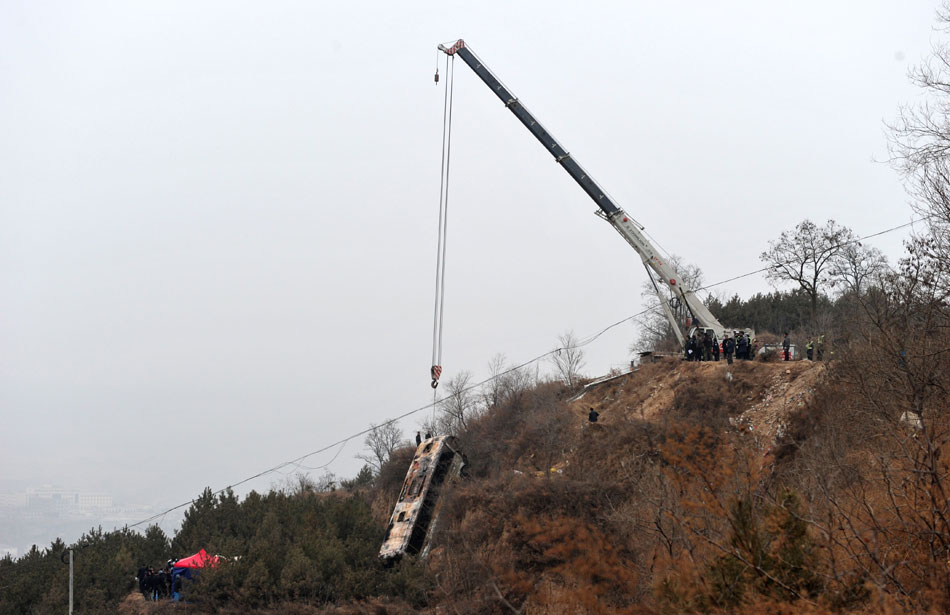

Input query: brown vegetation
[421,322,949,615]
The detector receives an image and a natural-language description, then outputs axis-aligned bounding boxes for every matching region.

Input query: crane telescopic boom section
[438,39,728,344]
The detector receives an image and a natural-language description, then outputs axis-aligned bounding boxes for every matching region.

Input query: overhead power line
[0,212,928,586]
[123,213,931,532]
[123,307,661,532]
[696,215,931,292]
[3,213,929,556]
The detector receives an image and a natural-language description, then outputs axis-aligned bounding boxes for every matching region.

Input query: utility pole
[68,548,73,615]
[61,547,74,615]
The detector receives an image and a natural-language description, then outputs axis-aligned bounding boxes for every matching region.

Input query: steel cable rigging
[430,53,455,390]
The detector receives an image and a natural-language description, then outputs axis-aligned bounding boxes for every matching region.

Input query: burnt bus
[379,435,465,560]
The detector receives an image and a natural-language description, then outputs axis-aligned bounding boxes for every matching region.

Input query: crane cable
[430,53,455,391]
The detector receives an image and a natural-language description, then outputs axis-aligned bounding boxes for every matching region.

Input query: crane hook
[434,68,440,84]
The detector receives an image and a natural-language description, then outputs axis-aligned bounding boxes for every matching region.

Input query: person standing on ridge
[806,339,814,361]
[712,336,720,361]
[702,331,713,361]
[736,331,749,361]
[137,565,149,598]
[722,334,735,365]
[686,334,697,361]
[782,332,791,361]
[415,432,422,446]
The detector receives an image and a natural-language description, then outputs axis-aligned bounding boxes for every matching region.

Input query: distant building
[78,494,113,512]
[19,486,114,513]
[0,493,28,509]
[26,486,78,510]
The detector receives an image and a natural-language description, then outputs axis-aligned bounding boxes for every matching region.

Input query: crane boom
[438,40,730,344]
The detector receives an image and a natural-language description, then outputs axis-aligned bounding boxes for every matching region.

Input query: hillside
[448,360,829,480]
[3,340,947,615]
[414,359,839,614]
[405,334,949,615]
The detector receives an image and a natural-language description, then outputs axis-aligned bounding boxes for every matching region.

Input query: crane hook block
[434,68,439,84]
[431,379,439,389]
[430,365,442,389]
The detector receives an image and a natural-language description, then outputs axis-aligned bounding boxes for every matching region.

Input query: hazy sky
[0,1,941,543]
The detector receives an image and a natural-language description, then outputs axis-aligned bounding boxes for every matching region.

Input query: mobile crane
[437,39,751,348]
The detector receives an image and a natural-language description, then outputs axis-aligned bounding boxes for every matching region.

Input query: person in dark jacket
[137,565,149,598]
[782,332,791,361]
[588,408,599,423]
[161,571,170,599]
[686,335,697,361]
[712,337,720,361]
[722,334,735,364]
[702,331,713,361]
[736,332,749,360]
[145,568,158,600]
[415,432,422,446]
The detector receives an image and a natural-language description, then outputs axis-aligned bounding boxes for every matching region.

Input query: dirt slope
[570,358,827,453]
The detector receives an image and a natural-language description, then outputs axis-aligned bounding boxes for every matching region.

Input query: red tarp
[173,548,219,569]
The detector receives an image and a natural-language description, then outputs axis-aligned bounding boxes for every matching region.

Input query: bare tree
[482,353,509,409]
[551,330,585,390]
[356,421,403,474]
[277,471,337,494]
[314,471,337,492]
[502,363,534,406]
[784,244,950,610]
[889,5,950,261]
[482,353,532,409]
[633,255,704,353]
[829,241,887,296]
[438,371,479,434]
[759,219,854,320]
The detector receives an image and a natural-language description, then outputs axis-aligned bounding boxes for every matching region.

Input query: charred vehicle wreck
[379,435,465,561]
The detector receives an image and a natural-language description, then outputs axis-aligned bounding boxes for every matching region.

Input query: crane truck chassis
[437,39,752,348]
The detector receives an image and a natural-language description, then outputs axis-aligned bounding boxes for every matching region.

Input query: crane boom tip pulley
[438,39,466,55]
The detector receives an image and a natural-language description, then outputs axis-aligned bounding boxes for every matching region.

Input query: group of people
[136,562,182,601]
[685,330,756,365]
[782,331,828,362]
[688,330,826,363]
[414,431,433,446]
[804,335,825,361]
